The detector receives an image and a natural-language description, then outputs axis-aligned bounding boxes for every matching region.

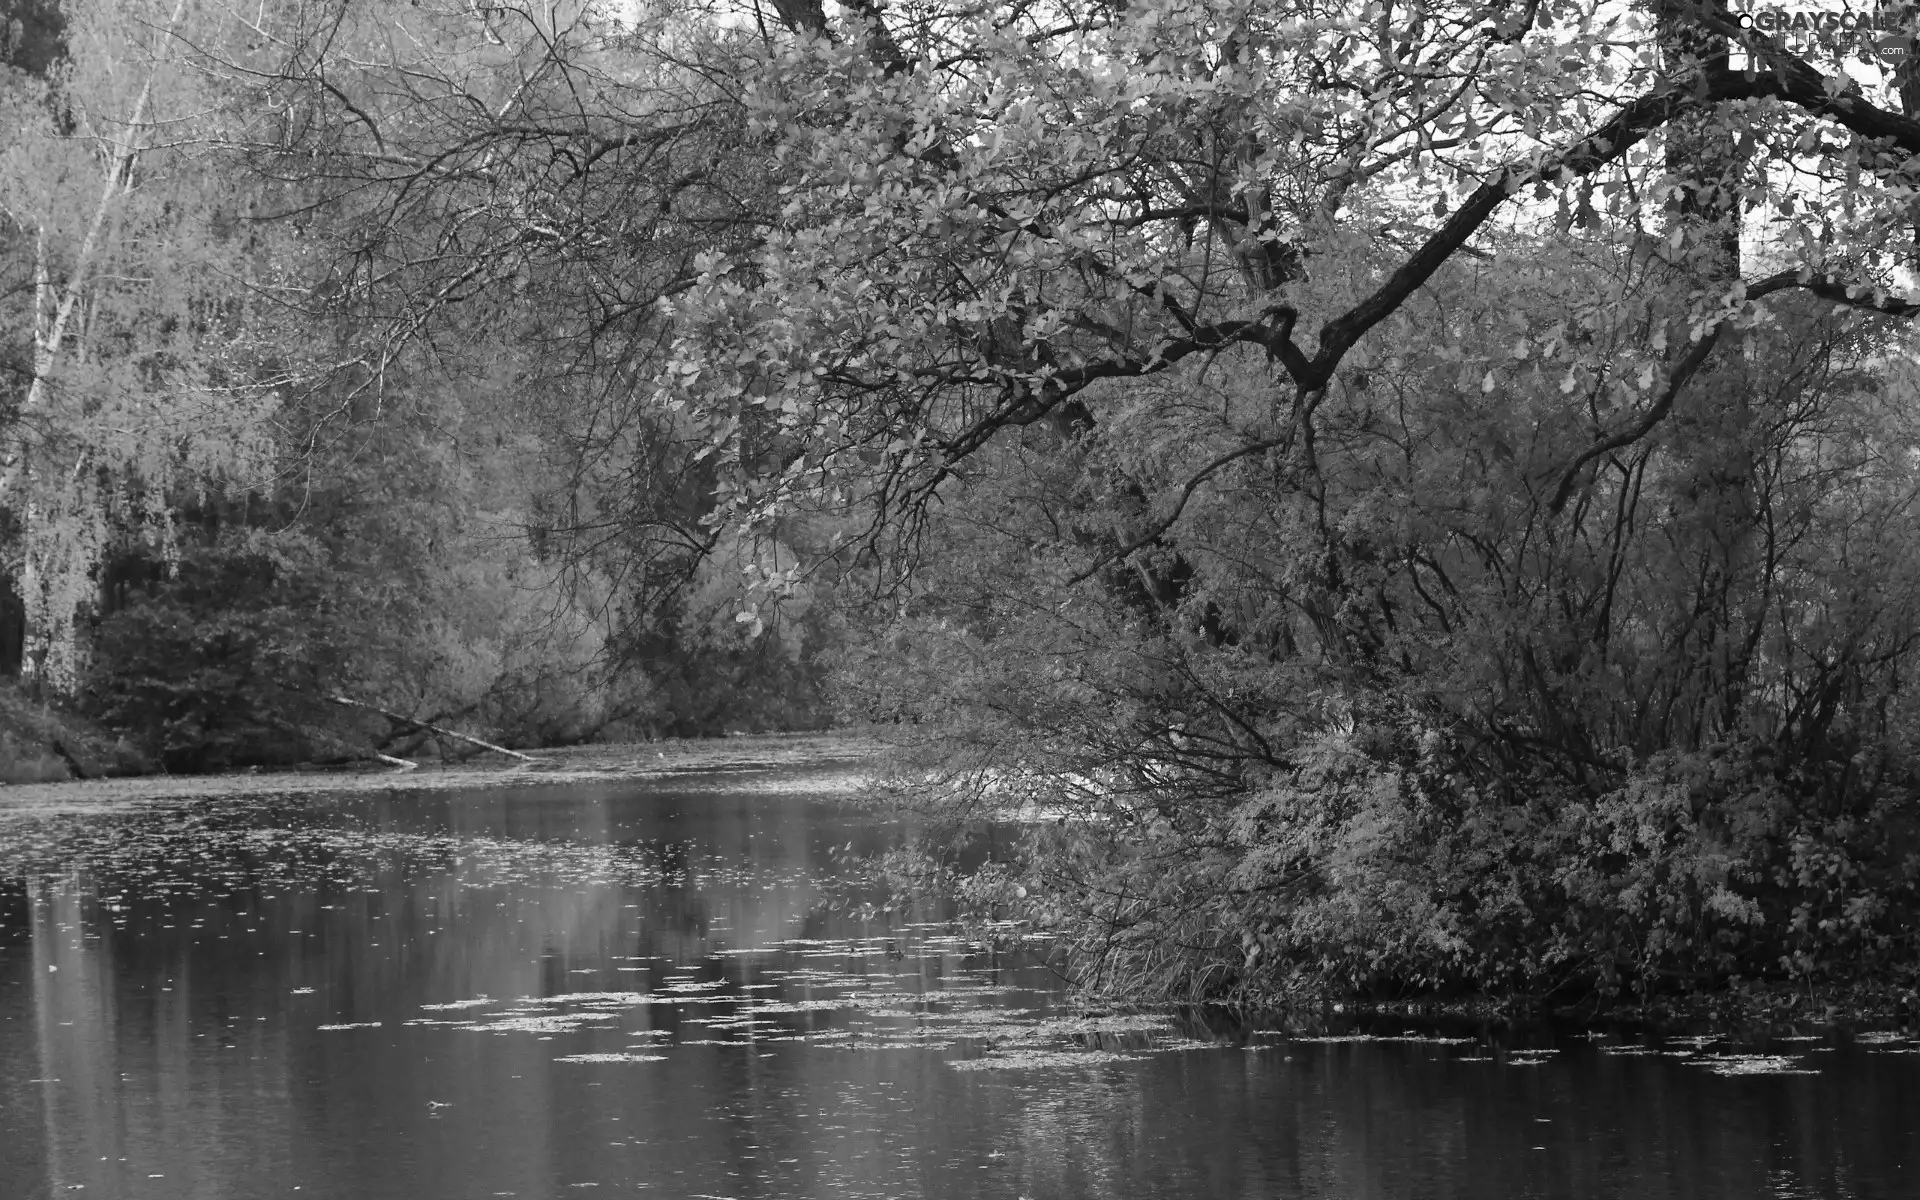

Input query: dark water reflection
[1,760,1914,1199]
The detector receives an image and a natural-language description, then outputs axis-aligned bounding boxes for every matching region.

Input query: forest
[4,0,1920,1010]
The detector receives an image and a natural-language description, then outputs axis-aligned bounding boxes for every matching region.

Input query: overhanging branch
[1546,267,1920,514]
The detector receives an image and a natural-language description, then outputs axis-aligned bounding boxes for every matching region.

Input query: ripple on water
[1689,1054,1819,1076]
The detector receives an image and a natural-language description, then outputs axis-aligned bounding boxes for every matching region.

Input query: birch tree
[0,0,285,689]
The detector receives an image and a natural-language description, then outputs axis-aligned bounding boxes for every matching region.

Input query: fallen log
[328,695,534,763]
[265,715,417,771]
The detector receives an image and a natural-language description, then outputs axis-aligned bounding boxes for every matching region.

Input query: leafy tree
[0,0,689,755]
[82,369,650,767]
[0,0,300,690]
[658,0,1920,1001]
[85,532,364,770]
[223,0,830,734]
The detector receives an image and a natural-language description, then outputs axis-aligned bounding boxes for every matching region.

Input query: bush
[842,259,1920,1008]
[83,537,367,770]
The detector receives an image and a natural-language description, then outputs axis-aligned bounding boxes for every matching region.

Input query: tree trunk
[1658,1,1738,278]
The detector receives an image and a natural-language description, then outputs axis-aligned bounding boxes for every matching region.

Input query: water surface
[1,755,1914,1198]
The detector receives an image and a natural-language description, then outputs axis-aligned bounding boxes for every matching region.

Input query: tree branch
[1311,76,1719,386]
[1546,324,1725,514]
[937,310,1307,464]
[1067,433,1292,585]
[1546,266,1920,514]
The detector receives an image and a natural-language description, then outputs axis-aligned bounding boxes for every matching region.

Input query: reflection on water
[1,759,1915,1199]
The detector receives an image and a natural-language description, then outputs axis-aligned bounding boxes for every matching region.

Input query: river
[0,746,1914,1198]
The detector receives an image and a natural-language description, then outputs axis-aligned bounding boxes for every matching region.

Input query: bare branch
[1067,432,1294,586]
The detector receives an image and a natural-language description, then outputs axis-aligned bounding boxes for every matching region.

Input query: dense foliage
[0,0,302,689]
[848,272,1920,1003]
[1,0,832,755]
[651,0,1920,1003]
[82,390,645,768]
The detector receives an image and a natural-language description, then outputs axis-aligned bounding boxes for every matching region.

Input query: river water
[0,752,1915,1199]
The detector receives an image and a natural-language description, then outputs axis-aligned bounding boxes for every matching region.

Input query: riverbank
[9,725,1910,1034]
[1286,975,1920,1032]
[0,730,880,813]
[0,684,152,783]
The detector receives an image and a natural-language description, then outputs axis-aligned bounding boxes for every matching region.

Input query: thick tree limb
[1306,11,1920,390]
[935,25,1920,489]
[1311,78,1718,386]
[768,0,829,37]
[937,307,1307,465]
[935,45,1759,533]
[1746,269,1920,317]
[1697,9,1920,153]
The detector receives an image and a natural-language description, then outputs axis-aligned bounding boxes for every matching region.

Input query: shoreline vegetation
[2,720,1909,1032]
